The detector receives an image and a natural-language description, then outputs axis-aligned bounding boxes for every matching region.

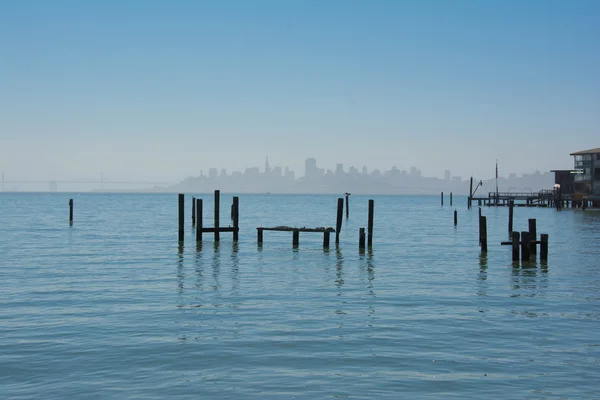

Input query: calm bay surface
[1,193,599,399]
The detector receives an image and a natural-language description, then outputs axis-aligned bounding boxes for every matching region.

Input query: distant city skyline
[1,156,555,194]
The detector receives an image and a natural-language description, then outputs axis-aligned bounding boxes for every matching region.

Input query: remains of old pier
[178,190,240,243]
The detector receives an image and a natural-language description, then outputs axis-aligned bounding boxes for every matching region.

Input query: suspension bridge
[1,172,177,191]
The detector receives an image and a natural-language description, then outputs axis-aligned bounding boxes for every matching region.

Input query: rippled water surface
[1,193,599,399]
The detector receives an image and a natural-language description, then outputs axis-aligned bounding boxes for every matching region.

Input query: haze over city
[1,1,598,188]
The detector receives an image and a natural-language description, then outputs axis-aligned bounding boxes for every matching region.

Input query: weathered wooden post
[69,199,73,224]
[521,231,530,261]
[508,199,514,234]
[257,228,263,245]
[480,216,487,252]
[441,192,444,206]
[367,199,374,247]
[335,198,343,245]
[345,192,350,218]
[232,196,239,241]
[192,196,196,226]
[196,198,203,242]
[454,209,457,226]
[540,234,548,261]
[323,231,330,248]
[292,229,299,247]
[450,192,453,206]
[359,228,366,249]
[214,190,220,242]
[468,177,473,209]
[511,231,520,262]
[178,193,184,242]
[528,218,537,255]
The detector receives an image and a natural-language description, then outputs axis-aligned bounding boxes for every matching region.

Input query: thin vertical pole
[214,190,220,242]
[450,192,453,206]
[335,198,343,245]
[69,199,74,224]
[469,177,473,209]
[196,198,203,242]
[232,196,239,241]
[192,196,196,226]
[480,216,488,252]
[454,209,457,226]
[367,199,374,247]
[508,199,514,234]
[292,229,299,247]
[441,192,444,206]
[345,193,350,218]
[178,193,184,242]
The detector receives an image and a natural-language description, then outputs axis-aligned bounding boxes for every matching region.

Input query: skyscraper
[305,158,317,179]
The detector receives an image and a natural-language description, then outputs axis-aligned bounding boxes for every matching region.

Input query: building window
[597,154,600,161]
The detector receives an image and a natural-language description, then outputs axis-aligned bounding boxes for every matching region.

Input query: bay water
[1,193,599,399]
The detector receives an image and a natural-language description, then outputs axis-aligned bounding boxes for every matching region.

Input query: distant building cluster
[173,157,554,195]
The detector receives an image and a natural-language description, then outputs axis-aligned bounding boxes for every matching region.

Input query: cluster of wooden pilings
[174,191,375,250]
[257,196,375,250]
[178,190,239,243]
[440,192,453,206]
[477,203,549,262]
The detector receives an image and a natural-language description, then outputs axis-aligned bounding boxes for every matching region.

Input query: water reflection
[230,242,240,295]
[194,242,204,291]
[211,241,221,291]
[176,244,185,308]
[335,248,344,289]
[510,263,549,298]
[477,253,488,298]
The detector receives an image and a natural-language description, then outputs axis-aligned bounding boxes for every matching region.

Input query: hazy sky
[1,0,598,182]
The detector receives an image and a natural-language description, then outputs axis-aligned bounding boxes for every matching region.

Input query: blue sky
[1,0,598,182]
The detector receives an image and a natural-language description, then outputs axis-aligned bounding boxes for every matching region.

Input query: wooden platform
[256,226,336,247]
[258,226,335,233]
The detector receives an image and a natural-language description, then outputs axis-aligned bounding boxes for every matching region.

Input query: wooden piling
[454,209,457,226]
[528,219,537,255]
[450,192,453,206]
[192,196,196,226]
[359,228,366,249]
[478,207,482,220]
[335,198,343,245]
[521,231,530,261]
[69,199,73,224]
[508,199,514,233]
[257,228,263,245]
[178,193,184,242]
[345,193,350,218]
[292,229,299,247]
[232,196,239,241]
[323,231,330,248]
[196,198,203,242]
[441,192,444,206]
[540,234,548,261]
[367,199,374,247]
[469,177,473,209]
[480,216,487,252]
[214,190,220,242]
[511,231,520,262]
